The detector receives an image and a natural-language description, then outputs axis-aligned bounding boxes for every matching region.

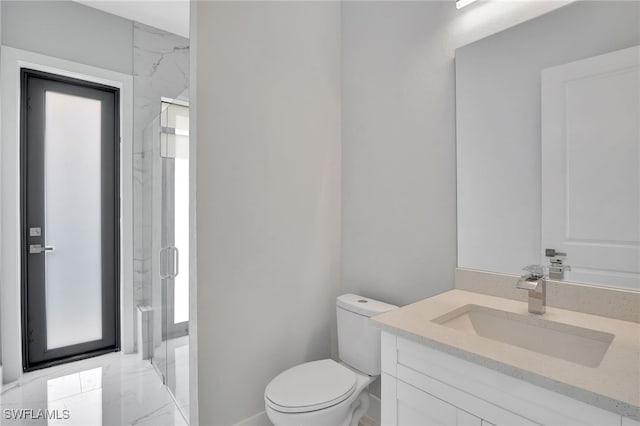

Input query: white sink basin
[432,304,614,368]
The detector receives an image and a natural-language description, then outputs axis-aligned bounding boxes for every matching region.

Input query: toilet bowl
[264,294,397,426]
[265,359,374,426]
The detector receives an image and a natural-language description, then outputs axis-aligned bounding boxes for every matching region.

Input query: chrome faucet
[516,265,546,315]
[545,248,571,280]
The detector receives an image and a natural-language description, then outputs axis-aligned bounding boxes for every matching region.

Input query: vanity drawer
[394,336,620,426]
[397,364,538,426]
[383,372,484,426]
[396,379,459,425]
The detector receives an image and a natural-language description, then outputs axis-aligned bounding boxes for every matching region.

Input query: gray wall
[1,1,133,75]
[193,2,341,424]
[456,1,640,275]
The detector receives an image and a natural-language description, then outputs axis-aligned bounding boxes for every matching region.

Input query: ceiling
[73,0,190,38]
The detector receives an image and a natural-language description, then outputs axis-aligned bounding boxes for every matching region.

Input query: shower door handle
[159,247,171,279]
[159,246,179,279]
[170,246,179,279]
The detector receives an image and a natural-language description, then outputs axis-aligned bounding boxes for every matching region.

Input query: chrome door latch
[29,244,55,254]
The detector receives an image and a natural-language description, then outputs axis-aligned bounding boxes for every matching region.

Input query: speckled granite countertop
[371,289,640,420]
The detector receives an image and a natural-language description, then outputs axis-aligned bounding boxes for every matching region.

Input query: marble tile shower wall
[133,22,189,307]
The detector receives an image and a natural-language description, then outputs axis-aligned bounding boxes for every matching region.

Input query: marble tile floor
[0,351,186,426]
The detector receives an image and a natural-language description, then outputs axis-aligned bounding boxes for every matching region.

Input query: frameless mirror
[455,1,640,289]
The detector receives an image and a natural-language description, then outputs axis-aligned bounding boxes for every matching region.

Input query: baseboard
[233,411,271,426]
[360,416,378,426]
[1,367,19,393]
[363,392,381,426]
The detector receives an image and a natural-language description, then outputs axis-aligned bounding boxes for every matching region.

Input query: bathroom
[0,0,638,425]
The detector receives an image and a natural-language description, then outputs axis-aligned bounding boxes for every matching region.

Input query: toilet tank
[336,294,397,376]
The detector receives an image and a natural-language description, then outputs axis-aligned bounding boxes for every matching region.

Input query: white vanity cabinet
[622,418,640,426]
[380,332,632,426]
[386,377,486,426]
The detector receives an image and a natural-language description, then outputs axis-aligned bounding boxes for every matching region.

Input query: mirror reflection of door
[21,69,120,371]
[541,46,640,289]
[160,101,190,339]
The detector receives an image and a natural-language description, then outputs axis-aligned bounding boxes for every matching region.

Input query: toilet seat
[265,359,357,413]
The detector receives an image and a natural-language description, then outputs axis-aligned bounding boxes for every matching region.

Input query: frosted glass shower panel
[160,103,189,159]
[174,155,189,324]
[160,101,190,324]
[44,91,103,350]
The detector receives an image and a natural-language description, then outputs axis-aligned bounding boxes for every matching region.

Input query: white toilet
[264,294,397,426]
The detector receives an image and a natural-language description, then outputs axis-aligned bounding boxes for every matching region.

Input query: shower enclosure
[141,98,190,421]
[131,20,190,423]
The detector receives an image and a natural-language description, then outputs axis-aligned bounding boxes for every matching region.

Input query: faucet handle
[545,248,566,258]
[545,248,571,280]
[522,264,545,279]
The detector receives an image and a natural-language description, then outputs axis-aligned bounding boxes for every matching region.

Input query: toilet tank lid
[336,294,397,317]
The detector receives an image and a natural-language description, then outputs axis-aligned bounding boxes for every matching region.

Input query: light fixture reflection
[456,0,479,9]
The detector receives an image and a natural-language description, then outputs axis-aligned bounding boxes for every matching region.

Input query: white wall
[188,4,199,423]
[341,1,458,307]
[456,1,640,275]
[1,1,133,75]
[193,2,341,424]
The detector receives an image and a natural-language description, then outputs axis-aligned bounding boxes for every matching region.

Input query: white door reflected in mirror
[541,46,640,289]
